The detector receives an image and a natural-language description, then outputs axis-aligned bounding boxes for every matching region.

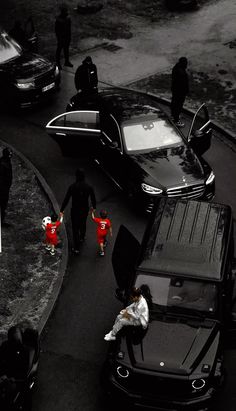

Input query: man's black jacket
[61,181,96,212]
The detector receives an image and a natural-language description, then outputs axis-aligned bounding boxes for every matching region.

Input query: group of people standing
[55,4,189,127]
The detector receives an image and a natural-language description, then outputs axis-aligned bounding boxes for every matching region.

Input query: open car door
[45,110,101,156]
[112,225,141,293]
[187,104,212,156]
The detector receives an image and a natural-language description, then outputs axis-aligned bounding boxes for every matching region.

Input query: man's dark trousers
[171,93,186,123]
[71,208,88,250]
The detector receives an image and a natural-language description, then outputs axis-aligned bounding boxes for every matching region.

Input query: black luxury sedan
[0,29,60,108]
[46,88,215,212]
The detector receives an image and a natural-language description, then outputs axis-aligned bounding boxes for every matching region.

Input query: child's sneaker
[99,251,105,257]
[50,249,55,256]
[45,245,51,251]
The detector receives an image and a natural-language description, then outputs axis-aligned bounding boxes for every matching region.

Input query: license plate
[42,82,55,92]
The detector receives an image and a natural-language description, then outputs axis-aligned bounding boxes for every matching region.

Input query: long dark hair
[139,284,153,310]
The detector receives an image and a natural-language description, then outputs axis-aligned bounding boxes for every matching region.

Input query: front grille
[118,372,194,400]
[167,184,205,199]
[34,69,55,88]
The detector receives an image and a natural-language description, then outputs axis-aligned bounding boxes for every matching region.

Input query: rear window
[0,32,21,64]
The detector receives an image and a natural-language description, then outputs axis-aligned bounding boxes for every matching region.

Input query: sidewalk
[0,141,68,343]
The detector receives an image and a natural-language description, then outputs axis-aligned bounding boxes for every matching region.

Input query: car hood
[126,318,218,375]
[1,52,54,79]
[130,145,205,188]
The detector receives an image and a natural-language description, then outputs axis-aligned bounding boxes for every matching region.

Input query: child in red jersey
[44,212,63,256]
[91,209,112,256]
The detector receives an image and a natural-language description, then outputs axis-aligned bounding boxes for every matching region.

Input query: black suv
[0,29,60,108]
[105,198,236,410]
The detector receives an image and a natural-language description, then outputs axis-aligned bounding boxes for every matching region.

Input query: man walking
[55,4,73,69]
[171,56,189,127]
[0,148,13,226]
[60,169,96,254]
[74,56,98,94]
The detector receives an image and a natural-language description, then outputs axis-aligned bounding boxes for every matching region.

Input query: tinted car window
[0,33,21,63]
[101,113,121,147]
[54,112,100,129]
[135,273,218,315]
[122,116,182,152]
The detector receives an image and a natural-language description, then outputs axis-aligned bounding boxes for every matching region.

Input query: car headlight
[54,66,60,76]
[15,81,35,89]
[206,171,215,185]
[192,378,206,390]
[141,183,163,195]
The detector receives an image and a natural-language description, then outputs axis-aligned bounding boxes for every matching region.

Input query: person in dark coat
[60,168,96,254]
[74,56,98,95]
[171,56,189,127]
[0,148,13,225]
[55,4,73,69]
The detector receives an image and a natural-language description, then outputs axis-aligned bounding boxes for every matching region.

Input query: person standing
[74,56,98,94]
[171,56,189,127]
[0,148,13,226]
[60,168,96,254]
[104,287,149,341]
[91,209,112,256]
[55,4,73,69]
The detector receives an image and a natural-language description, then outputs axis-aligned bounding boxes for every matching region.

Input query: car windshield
[0,32,21,64]
[122,116,183,153]
[135,273,218,317]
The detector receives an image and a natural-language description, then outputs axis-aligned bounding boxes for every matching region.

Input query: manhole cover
[102,43,122,52]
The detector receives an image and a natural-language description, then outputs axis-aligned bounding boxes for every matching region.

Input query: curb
[98,79,236,144]
[0,140,68,336]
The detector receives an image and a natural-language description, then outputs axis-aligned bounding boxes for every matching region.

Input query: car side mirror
[110,141,119,149]
[190,129,204,140]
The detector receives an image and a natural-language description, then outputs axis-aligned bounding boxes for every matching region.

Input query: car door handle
[56,132,66,136]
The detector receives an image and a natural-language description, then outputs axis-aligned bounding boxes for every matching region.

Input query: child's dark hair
[100,209,108,219]
[51,213,58,222]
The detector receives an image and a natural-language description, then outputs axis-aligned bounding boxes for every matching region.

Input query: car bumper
[106,375,214,411]
[14,75,61,108]
[141,182,215,214]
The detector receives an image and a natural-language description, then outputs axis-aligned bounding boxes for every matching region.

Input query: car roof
[139,198,232,281]
[99,87,169,123]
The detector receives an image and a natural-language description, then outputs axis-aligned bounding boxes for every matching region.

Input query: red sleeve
[93,217,100,224]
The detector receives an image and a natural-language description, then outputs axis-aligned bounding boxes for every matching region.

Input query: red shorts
[97,232,107,244]
[46,235,58,246]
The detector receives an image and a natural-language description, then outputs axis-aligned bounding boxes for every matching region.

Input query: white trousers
[111,314,141,336]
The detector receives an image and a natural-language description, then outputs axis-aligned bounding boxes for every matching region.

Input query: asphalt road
[1,76,236,410]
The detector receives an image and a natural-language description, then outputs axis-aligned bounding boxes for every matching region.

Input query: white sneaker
[104,331,116,341]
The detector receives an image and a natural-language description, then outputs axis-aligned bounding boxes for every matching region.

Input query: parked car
[105,198,236,410]
[0,28,60,108]
[46,88,215,212]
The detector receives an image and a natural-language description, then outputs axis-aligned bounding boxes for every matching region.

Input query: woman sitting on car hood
[104,286,149,341]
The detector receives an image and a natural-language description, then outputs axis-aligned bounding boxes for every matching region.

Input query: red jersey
[93,217,111,236]
[45,221,61,245]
